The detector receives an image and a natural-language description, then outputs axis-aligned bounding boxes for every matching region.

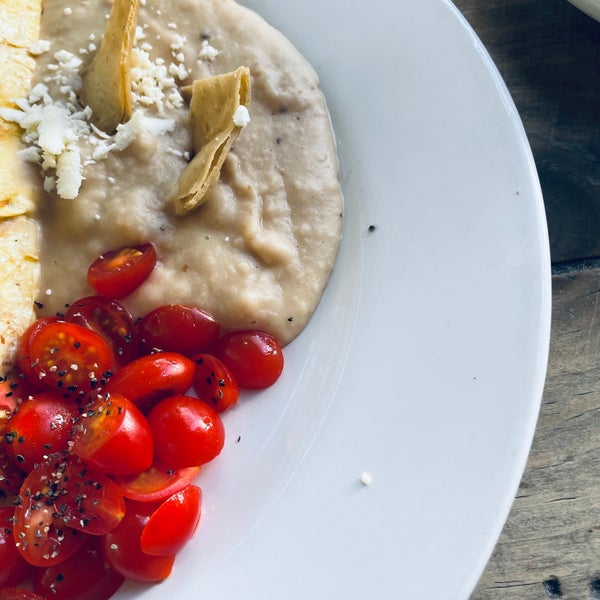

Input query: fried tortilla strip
[171,66,251,215]
[0,0,42,373]
[80,0,141,133]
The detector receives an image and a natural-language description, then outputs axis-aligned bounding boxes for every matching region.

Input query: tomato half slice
[104,352,195,413]
[72,394,153,476]
[33,536,125,600]
[192,353,240,413]
[102,500,175,583]
[215,330,284,389]
[138,304,220,356]
[52,460,125,535]
[65,296,139,368]
[15,317,61,391]
[28,322,113,397]
[112,460,200,503]
[140,485,202,556]
[4,392,79,473]
[13,459,87,567]
[0,507,34,587]
[87,243,157,299]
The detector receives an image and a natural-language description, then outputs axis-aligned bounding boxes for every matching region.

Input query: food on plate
[0,0,343,595]
[0,0,42,373]
[2,0,343,348]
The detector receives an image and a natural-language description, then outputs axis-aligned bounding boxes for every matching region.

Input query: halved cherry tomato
[113,460,200,503]
[0,454,25,501]
[27,322,113,397]
[65,296,139,368]
[4,392,79,473]
[15,317,61,391]
[87,243,157,299]
[0,507,34,587]
[147,395,225,469]
[102,500,175,583]
[104,352,195,412]
[0,588,45,600]
[13,459,88,567]
[138,304,220,356]
[51,460,125,535]
[72,394,153,476]
[141,485,202,556]
[0,377,31,435]
[192,353,239,413]
[33,536,125,600]
[215,330,284,389]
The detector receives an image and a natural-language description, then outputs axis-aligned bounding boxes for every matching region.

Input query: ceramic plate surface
[567,0,600,21]
[117,0,551,598]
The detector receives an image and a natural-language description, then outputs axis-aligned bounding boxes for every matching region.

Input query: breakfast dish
[1,0,343,355]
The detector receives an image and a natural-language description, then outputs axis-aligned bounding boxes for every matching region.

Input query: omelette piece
[171,67,252,215]
[81,0,141,133]
[0,0,42,374]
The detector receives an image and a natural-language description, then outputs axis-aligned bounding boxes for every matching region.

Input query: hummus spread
[30,0,343,346]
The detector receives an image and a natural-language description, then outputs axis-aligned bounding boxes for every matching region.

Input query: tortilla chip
[80,0,141,133]
[171,66,251,215]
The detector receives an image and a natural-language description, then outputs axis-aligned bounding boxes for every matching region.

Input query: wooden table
[450,1,600,598]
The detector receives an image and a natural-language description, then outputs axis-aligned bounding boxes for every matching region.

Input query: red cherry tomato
[0,377,31,435]
[215,330,284,389]
[51,460,125,535]
[87,243,157,299]
[33,536,125,600]
[0,507,34,587]
[0,588,45,600]
[65,296,139,368]
[192,353,239,413]
[141,485,202,556]
[4,392,78,473]
[147,395,225,469]
[102,500,175,583]
[104,352,195,412]
[138,304,220,356]
[113,460,200,503]
[72,394,153,476]
[13,460,87,567]
[0,454,25,501]
[15,317,61,390]
[27,321,113,397]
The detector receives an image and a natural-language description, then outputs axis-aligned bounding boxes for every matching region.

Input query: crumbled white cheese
[198,39,220,62]
[63,7,72,16]
[233,105,250,127]
[29,39,51,56]
[56,146,82,199]
[130,47,183,110]
[360,472,373,486]
[167,22,178,30]
[168,62,189,81]
[170,34,187,53]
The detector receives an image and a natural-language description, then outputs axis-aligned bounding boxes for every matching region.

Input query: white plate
[117,0,551,598]
[567,0,600,21]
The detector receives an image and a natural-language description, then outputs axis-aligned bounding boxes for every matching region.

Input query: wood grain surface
[471,266,600,599]
[450,0,600,598]
[455,0,600,264]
